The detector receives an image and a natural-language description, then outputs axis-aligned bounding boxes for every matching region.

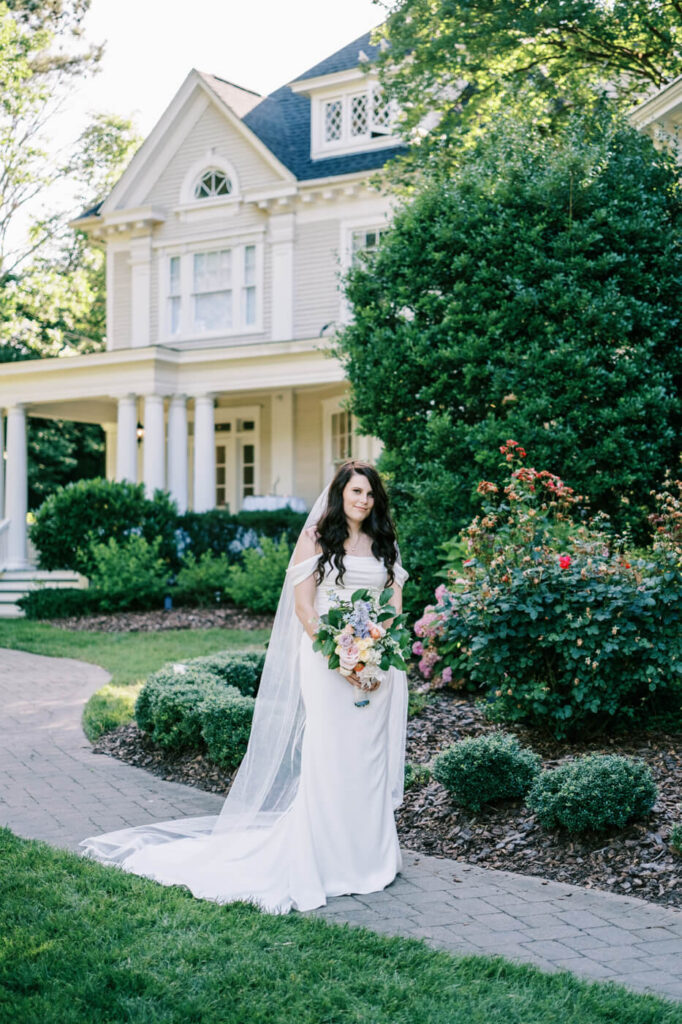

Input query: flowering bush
[414,444,682,738]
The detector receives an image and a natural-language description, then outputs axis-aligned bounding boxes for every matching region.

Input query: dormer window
[321,86,395,150]
[194,169,232,199]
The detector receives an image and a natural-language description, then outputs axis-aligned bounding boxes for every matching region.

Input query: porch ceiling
[0,339,345,421]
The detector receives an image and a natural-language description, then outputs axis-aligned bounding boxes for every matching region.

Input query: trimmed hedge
[431,732,542,812]
[134,651,265,766]
[17,587,102,619]
[527,754,658,833]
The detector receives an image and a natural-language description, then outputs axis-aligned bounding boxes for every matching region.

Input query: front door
[214,406,259,513]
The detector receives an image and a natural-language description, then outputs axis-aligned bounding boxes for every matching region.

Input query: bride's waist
[315,587,381,615]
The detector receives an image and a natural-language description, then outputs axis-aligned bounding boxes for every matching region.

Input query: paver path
[2,646,682,1007]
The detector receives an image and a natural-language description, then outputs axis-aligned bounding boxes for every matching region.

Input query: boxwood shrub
[431,732,542,812]
[201,689,255,769]
[134,651,263,764]
[527,754,658,833]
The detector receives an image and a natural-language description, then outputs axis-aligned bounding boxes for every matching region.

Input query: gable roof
[241,29,405,181]
[73,29,404,220]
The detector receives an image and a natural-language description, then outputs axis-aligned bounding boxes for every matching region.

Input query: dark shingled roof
[243,30,405,180]
[291,30,382,82]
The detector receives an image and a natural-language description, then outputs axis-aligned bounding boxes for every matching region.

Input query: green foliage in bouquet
[313,587,410,674]
[527,754,657,834]
[431,732,542,812]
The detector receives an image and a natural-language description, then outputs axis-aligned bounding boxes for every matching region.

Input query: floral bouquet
[313,587,410,706]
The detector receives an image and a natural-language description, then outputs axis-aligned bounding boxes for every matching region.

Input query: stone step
[0,569,88,618]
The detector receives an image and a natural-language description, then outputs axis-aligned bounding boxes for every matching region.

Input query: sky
[12,0,386,257]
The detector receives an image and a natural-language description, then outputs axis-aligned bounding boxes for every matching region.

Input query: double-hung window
[193,249,232,331]
[165,243,260,338]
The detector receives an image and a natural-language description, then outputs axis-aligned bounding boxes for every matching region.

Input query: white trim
[159,236,264,343]
[214,403,260,511]
[310,76,399,160]
[321,394,352,485]
[179,150,241,204]
[338,211,392,321]
[289,67,370,95]
[101,70,294,216]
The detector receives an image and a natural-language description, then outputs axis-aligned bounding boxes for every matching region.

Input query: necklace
[347,532,362,554]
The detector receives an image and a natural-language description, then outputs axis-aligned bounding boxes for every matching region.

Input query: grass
[2,829,681,1024]
[0,620,270,740]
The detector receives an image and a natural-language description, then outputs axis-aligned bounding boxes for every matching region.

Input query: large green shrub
[176,508,306,563]
[414,445,682,739]
[174,550,232,607]
[134,666,216,751]
[29,478,178,575]
[225,534,292,613]
[527,754,657,833]
[338,109,682,612]
[88,535,171,612]
[431,732,541,812]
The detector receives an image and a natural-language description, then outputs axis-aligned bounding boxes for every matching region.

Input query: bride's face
[342,473,374,526]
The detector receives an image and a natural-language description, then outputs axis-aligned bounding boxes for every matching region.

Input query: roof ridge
[203,72,262,98]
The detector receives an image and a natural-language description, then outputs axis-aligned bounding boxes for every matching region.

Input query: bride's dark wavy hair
[314,461,397,587]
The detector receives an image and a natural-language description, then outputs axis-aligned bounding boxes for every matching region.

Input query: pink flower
[441,666,453,684]
[412,640,424,656]
[559,554,572,569]
[338,633,354,649]
[434,583,448,603]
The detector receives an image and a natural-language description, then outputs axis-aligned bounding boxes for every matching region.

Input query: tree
[337,109,682,609]
[0,3,140,505]
[376,0,682,169]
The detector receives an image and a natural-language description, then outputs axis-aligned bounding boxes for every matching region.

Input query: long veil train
[79,484,408,909]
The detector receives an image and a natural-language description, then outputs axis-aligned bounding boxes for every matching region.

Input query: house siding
[294,388,324,504]
[293,220,341,339]
[111,250,131,349]
[143,101,282,232]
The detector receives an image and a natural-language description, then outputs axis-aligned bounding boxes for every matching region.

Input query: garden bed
[92,689,682,910]
[47,605,274,633]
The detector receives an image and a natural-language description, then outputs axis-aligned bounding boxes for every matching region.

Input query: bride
[79,460,409,914]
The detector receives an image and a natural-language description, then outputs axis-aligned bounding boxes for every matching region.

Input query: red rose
[559,555,571,569]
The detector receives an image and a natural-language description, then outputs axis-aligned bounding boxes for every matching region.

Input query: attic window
[194,169,232,199]
[318,86,396,154]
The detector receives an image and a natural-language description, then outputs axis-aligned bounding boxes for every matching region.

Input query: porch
[0,339,380,571]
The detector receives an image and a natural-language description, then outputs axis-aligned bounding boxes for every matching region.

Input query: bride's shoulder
[292,525,321,565]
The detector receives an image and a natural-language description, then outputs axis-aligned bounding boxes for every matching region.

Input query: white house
[0,30,405,583]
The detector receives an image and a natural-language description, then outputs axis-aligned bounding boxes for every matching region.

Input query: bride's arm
[293,528,320,640]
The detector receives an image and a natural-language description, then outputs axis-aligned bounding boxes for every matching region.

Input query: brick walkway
[2,646,682,1007]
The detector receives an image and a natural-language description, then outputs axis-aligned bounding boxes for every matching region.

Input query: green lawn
[2,829,680,1024]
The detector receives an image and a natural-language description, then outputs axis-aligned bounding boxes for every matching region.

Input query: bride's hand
[343,670,381,692]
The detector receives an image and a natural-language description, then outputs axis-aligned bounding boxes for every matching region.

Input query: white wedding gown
[79,553,409,914]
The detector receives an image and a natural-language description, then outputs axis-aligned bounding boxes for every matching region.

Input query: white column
[193,394,215,512]
[116,395,138,483]
[167,395,188,513]
[269,213,294,341]
[5,405,28,569]
[143,394,166,498]
[271,390,294,496]
[0,409,5,518]
[102,423,117,481]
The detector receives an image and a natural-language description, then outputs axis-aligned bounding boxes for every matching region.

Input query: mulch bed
[92,688,682,910]
[47,606,274,633]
